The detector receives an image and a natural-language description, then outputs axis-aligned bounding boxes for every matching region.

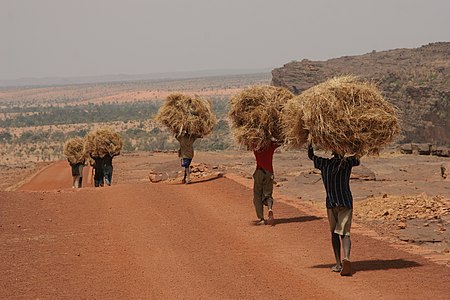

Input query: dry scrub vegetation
[0,73,270,166]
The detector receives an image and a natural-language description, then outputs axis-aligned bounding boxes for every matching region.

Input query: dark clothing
[91,156,105,187]
[103,154,113,185]
[309,147,360,209]
[181,158,192,167]
[253,142,279,174]
[70,163,80,176]
[103,154,113,167]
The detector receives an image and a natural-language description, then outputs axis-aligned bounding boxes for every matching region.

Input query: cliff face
[271,42,450,145]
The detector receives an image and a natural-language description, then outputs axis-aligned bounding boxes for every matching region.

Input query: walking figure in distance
[253,140,280,226]
[78,159,85,188]
[103,153,114,186]
[68,159,83,188]
[176,132,200,184]
[91,155,105,187]
[308,144,360,276]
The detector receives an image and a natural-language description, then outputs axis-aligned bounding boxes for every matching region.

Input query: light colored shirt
[176,134,198,159]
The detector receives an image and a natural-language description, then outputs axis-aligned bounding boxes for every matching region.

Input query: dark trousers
[104,165,113,186]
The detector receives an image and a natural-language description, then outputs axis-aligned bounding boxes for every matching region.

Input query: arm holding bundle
[308,143,315,160]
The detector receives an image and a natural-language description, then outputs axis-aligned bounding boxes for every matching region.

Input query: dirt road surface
[1,161,449,299]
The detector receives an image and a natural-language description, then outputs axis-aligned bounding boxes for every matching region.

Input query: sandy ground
[1,150,450,299]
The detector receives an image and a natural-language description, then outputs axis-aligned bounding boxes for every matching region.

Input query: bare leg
[74,176,80,188]
[340,235,352,276]
[185,167,191,183]
[331,233,342,271]
[342,235,351,260]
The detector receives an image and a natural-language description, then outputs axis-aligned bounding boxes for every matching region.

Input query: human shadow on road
[311,259,421,274]
[273,215,322,226]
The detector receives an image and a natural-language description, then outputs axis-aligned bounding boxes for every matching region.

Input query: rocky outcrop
[272,42,450,145]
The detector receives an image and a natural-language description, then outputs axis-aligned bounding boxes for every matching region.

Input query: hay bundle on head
[85,128,123,158]
[229,85,294,151]
[155,93,217,136]
[280,98,310,149]
[282,75,400,156]
[63,137,86,164]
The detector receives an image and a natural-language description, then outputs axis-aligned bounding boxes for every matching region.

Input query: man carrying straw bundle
[85,128,123,188]
[63,137,86,189]
[308,145,359,276]
[252,140,280,225]
[68,159,85,188]
[155,93,216,184]
[176,132,201,184]
[229,86,294,225]
[282,76,399,275]
[91,155,105,187]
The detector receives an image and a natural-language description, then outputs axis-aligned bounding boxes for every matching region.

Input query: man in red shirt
[253,141,279,225]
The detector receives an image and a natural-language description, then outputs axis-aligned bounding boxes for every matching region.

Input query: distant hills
[272,42,450,146]
[0,68,272,88]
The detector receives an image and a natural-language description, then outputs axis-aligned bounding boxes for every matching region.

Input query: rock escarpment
[272,42,450,145]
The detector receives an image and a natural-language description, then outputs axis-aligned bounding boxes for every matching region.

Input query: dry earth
[1,150,450,299]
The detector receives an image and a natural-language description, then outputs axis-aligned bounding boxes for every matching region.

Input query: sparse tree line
[0,102,161,127]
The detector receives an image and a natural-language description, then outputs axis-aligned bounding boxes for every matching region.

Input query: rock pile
[355,193,450,222]
[148,163,223,183]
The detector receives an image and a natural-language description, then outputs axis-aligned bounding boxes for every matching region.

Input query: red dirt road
[1,161,450,299]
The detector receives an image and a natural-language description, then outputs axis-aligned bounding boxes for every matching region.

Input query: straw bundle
[281,76,400,156]
[155,93,217,136]
[63,137,86,164]
[229,85,294,150]
[85,128,123,158]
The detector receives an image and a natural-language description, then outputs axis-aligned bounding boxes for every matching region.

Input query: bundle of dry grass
[282,76,400,156]
[85,128,123,158]
[229,85,294,150]
[63,137,86,164]
[155,93,217,136]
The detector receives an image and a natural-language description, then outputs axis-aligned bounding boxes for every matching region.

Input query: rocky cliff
[271,42,450,145]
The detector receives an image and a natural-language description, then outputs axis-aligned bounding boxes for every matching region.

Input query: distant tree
[0,131,12,142]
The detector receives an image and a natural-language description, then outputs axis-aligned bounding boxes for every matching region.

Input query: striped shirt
[312,154,360,209]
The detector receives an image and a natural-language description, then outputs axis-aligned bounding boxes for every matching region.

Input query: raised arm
[348,155,361,167]
[308,144,315,160]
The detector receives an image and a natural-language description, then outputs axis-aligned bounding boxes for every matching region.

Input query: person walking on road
[78,159,86,188]
[308,144,360,276]
[176,132,200,184]
[91,155,105,187]
[103,153,114,186]
[68,159,82,188]
[252,141,279,226]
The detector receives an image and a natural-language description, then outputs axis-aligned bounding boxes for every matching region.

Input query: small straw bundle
[63,137,86,164]
[229,85,294,150]
[155,93,217,136]
[85,128,123,158]
[282,76,400,156]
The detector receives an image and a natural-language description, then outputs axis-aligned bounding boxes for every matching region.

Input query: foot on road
[255,219,265,226]
[267,210,274,226]
[331,264,342,272]
[340,259,352,276]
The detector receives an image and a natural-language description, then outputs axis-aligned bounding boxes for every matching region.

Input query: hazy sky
[1,0,449,80]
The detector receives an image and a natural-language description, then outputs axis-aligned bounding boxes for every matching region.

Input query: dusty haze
[1,0,450,80]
